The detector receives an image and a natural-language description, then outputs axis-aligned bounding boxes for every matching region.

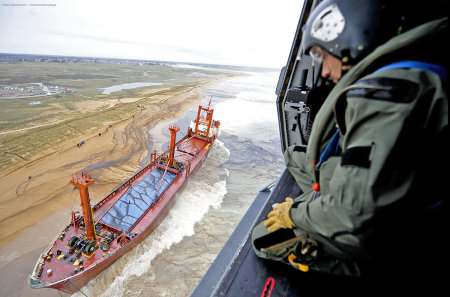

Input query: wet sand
[0,246,70,297]
[0,77,230,296]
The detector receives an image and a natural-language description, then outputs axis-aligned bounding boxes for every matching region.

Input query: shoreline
[0,75,234,271]
[0,79,222,180]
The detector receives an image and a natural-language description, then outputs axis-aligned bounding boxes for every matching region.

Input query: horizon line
[0,52,280,71]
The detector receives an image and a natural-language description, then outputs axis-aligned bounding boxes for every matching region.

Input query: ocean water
[73,69,285,297]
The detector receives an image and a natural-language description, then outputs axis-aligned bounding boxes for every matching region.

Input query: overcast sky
[0,0,304,69]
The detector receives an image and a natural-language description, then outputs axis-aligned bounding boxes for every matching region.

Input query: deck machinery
[29,101,220,294]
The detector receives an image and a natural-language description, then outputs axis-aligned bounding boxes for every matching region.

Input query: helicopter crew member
[252,0,448,285]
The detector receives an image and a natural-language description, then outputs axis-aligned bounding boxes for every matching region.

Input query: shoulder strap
[316,129,340,170]
[374,60,448,84]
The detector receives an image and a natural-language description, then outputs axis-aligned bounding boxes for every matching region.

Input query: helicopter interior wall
[280,55,324,147]
[289,55,320,89]
[276,66,286,97]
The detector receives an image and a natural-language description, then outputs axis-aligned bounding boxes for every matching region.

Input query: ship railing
[94,154,162,210]
[29,230,125,288]
[185,161,191,177]
[128,156,187,232]
[152,135,192,200]
[95,184,134,224]
[30,256,45,279]
[128,170,182,231]
[30,212,118,282]
[30,239,51,281]
[43,230,65,256]
[29,223,131,287]
[191,133,209,142]
[93,135,190,210]
[93,135,191,231]
[95,222,123,236]
[31,206,86,280]
[30,223,127,288]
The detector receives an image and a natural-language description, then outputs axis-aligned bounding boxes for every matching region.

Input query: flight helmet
[301,0,383,66]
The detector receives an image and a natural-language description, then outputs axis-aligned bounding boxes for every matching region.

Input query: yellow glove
[264,197,296,233]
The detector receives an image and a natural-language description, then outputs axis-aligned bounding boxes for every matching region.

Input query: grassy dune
[0,61,228,173]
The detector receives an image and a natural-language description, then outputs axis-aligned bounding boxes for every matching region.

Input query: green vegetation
[0,61,230,172]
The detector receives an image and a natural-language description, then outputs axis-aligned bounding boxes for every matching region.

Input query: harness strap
[316,129,340,170]
[374,60,448,84]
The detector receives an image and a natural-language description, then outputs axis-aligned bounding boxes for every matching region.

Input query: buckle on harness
[288,254,309,272]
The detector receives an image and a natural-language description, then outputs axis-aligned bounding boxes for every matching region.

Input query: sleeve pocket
[319,156,341,196]
[329,164,369,214]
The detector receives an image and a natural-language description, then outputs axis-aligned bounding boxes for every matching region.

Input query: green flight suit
[252,17,448,278]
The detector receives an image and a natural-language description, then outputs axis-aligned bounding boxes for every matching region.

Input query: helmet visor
[309,46,323,63]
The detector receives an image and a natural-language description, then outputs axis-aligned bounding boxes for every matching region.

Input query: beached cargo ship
[29,101,220,294]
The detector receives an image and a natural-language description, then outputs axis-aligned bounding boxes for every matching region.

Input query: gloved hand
[264,197,296,233]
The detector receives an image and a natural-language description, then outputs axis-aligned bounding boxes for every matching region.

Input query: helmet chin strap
[340,68,349,79]
[339,64,355,82]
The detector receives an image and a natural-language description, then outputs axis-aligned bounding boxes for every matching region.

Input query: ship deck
[34,134,212,287]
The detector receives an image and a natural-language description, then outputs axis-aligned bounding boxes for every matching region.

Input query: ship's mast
[70,172,96,241]
[167,124,180,166]
[194,98,214,137]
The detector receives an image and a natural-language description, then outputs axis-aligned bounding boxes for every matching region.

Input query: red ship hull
[29,103,220,294]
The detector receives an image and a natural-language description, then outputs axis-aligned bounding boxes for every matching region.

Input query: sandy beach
[0,76,229,296]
